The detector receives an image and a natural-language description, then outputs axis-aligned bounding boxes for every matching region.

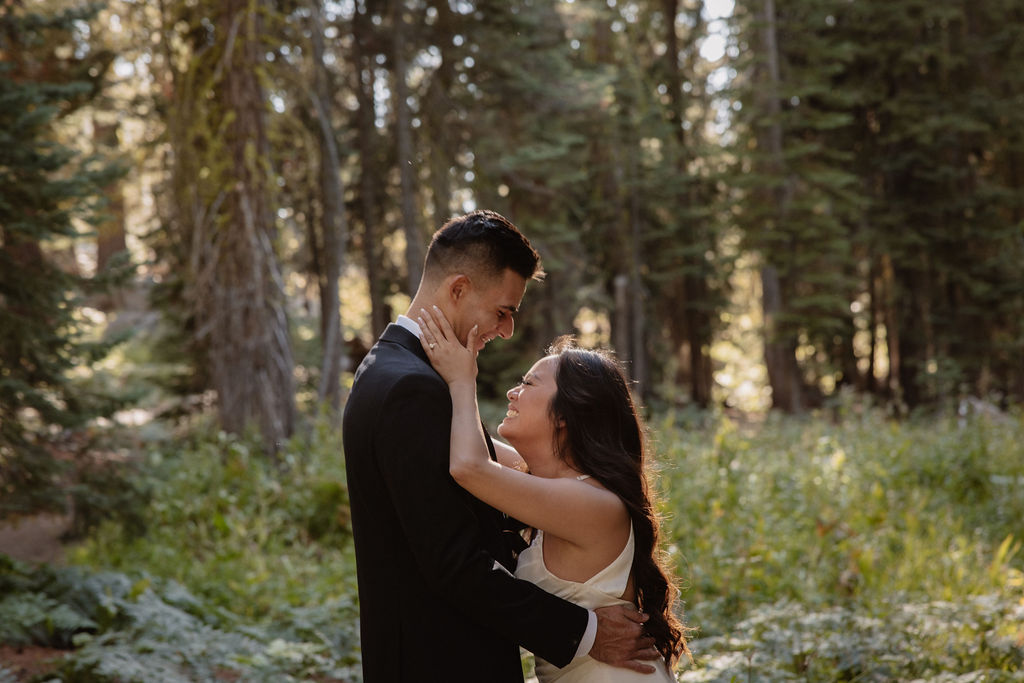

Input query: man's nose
[498,316,514,339]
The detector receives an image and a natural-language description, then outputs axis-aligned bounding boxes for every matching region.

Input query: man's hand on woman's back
[590,604,661,674]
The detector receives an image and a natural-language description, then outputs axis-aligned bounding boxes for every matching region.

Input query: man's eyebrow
[501,304,518,314]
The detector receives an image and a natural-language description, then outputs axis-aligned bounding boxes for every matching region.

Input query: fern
[0,592,97,647]
[26,571,363,682]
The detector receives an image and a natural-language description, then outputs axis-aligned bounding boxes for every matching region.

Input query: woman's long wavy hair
[546,336,692,667]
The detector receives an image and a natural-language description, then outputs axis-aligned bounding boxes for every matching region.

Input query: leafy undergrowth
[659,401,1024,681]
[679,596,1024,682]
[0,412,361,682]
[4,403,1024,682]
[0,556,358,682]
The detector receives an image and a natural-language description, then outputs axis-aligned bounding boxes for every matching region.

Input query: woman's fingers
[418,331,434,354]
[418,310,451,358]
[418,308,445,341]
[431,305,459,341]
[416,316,439,357]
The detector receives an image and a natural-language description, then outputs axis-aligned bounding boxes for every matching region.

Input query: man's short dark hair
[424,210,544,283]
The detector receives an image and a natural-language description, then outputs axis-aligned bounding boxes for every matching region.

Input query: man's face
[453,269,528,352]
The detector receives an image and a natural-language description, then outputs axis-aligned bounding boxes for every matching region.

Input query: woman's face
[497,355,560,462]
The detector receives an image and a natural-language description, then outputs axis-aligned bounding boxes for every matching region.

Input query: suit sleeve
[374,372,588,667]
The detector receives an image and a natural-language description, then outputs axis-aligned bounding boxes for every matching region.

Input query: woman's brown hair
[546,336,692,667]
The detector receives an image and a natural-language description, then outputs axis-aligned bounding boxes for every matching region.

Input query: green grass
[3,403,1022,681]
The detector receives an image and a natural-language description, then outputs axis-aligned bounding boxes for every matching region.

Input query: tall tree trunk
[880,252,901,403]
[351,2,388,338]
[755,0,803,412]
[614,274,631,369]
[761,265,802,412]
[392,0,423,293]
[92,117,127,310]
[309,0,346,408]
[628,148,649,397]
[195,0,295,448]
[93,118,127,273]
[664,0,713,407]
[866,257,878,395]
[424,1,456,227]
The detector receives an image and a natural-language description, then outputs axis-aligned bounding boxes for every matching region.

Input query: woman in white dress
[418,307,691,682]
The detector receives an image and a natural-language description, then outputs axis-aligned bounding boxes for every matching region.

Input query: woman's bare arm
[418,307,626,548]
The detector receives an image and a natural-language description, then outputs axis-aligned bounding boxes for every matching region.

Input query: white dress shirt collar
[395,314,422,338]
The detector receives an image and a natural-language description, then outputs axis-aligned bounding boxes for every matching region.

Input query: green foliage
[681,596,1024,682]
[0,592,97,649]
[2,404,1022,680]
[656,405,1024,679]
[72,414,355,619]
[0,554,359,682]
[730,0,1024,406]
[0,413,359,680]
[0,4,129,519]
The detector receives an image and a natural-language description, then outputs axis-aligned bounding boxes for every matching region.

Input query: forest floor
[0,514,73,681]
[0,513,70,565]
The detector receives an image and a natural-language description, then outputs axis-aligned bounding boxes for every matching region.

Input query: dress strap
[575,473,591,481]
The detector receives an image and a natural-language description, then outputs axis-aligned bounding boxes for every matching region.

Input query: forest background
[1,0,1023,681]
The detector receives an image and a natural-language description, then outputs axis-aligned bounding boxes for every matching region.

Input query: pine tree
[0,5,123,515]
[451,0,606,393]
[729,0,1024,409]
[731,0,871,410]
[836,0,1024,406]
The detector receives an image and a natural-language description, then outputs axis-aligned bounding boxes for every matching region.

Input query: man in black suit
[342,210,657,681]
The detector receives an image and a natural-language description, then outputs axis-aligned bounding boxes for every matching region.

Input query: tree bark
[194,0,296,448]
[92,118,127,276]
[91,116,128,310]
[866,257,878,395]
[423,1,456,227]
[351,2,388,338]
[309,0,346,408]
[628,149,649,397]
[614,274,631,368]
[392,0,424,293]
[756,0,804,412]
[664,0,713,407]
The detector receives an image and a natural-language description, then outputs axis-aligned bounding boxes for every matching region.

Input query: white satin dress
[515,526,677,682]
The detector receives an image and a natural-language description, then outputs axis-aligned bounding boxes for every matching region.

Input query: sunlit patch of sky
[700,0,737,141]
[700,0,734,65]
[114,57,134,78]
[325,1,354,21]
[417,45,442,71]
[373,68,390,128]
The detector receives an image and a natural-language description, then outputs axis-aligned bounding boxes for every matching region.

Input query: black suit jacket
[342,324,588,682]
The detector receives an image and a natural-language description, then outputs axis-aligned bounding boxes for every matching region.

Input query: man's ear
[447,274,470,304]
